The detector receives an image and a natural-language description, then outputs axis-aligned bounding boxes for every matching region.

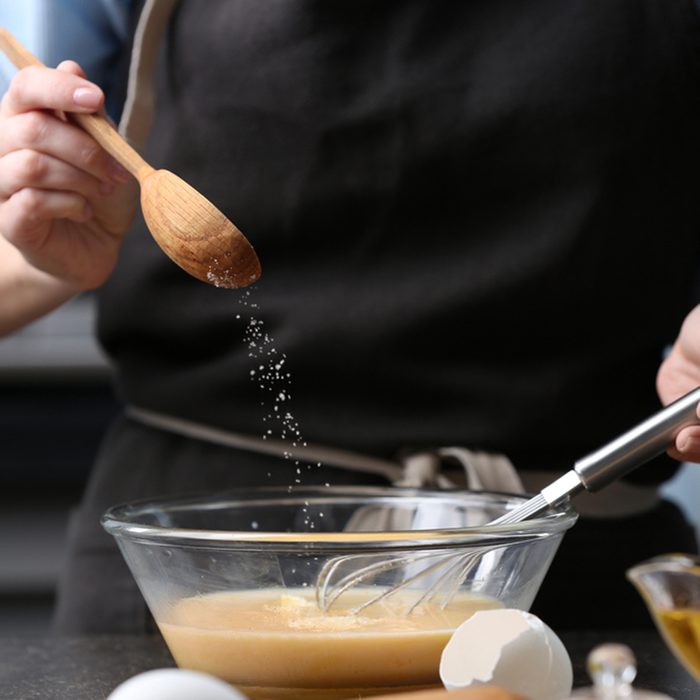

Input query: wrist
[0,240,81,336]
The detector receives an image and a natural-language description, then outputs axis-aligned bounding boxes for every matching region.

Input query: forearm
[0,234,79,337]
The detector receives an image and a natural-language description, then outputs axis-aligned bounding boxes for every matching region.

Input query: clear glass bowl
[102,486,577,700]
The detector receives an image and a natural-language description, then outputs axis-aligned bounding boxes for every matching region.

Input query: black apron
[55,0,700,632]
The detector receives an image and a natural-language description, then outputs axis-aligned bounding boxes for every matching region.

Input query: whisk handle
[574,386,700,492]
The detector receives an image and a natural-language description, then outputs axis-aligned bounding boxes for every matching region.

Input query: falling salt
[206,263,240,289]
[237,286,326,530]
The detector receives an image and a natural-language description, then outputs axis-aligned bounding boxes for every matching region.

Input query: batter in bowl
[158,587,502,699]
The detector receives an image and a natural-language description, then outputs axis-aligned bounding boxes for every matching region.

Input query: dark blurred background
[0,295,121,635]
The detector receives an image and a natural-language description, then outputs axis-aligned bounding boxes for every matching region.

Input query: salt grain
[237,287,326,529]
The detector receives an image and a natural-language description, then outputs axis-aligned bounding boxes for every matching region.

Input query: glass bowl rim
[101,485,578,550]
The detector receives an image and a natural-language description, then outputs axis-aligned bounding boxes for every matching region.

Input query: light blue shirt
[0,0,133,117]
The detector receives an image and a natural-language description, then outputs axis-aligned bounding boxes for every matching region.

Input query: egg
[440,608,573,700]
[107,668,248,700]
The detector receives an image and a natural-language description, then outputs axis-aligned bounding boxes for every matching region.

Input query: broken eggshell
[440,608,573,700]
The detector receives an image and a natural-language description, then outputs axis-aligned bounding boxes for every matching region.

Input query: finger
[50,61,91,123]
[1,65,104,117]
[55,60,117,124]
[0,149,114,200]
[0,188,92,246]
[56,60,88,80]
[0,111,130,184]
[670,425,700,463]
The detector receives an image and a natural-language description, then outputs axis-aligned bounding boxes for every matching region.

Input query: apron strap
[125,405,522,492]
[126,405,661,516]
[119,0,179,149]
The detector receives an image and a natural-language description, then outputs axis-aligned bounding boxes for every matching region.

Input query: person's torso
[98,0,700,479]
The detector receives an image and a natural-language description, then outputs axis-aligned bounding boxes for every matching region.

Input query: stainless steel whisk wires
[316,387,700,614]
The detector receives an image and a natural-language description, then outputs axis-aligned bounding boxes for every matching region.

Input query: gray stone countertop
[0,630,696,699]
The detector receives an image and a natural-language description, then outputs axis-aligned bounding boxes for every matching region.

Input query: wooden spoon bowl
[140,168,260,288]
[0,29,261,289]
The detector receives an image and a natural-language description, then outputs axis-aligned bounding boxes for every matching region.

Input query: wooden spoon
[0,28,261,289]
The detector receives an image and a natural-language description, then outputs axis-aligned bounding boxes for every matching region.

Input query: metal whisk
[316,386,700,614]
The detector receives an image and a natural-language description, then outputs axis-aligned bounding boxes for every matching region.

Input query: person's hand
[657,303,700,462]
[0,60,138,291]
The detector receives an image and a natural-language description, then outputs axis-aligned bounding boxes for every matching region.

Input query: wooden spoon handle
[69,114,153,180]
[0,28,152,180]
